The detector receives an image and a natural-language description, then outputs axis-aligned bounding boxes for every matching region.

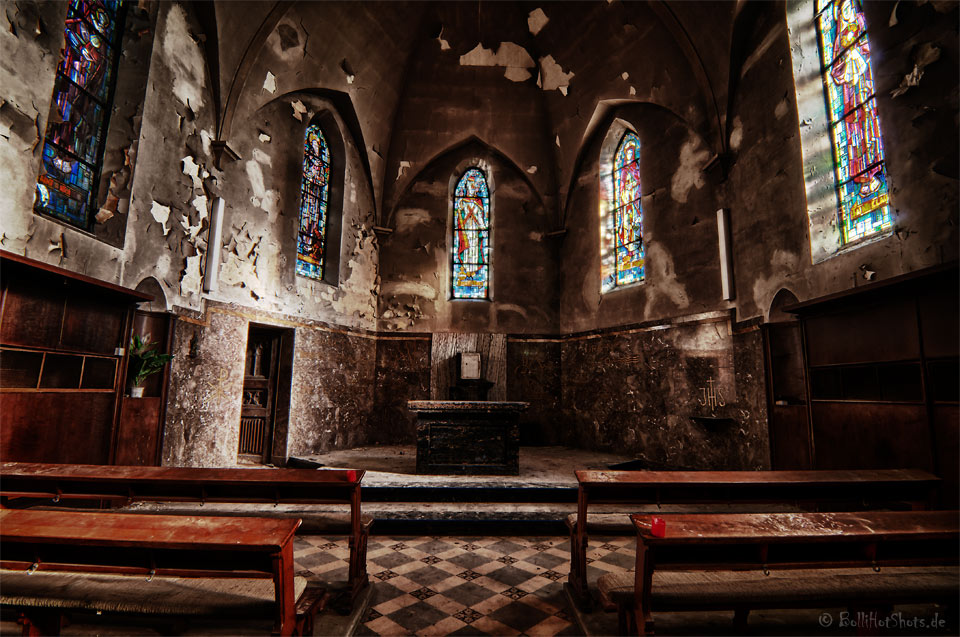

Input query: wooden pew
[0,509,325,636]
[601,510,959,635]
[0,462,371,604]
[568,469,941,604]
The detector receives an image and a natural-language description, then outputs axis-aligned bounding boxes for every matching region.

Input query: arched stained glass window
[451,168,490,299]
[296,124,330,280]
[602,131,644,292]
[35,0,125,229]
[816,0,892,244]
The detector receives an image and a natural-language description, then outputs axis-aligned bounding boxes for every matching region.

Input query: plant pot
[130,386,145,398]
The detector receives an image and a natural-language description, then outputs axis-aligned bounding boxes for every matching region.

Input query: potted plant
[128,334,173,398]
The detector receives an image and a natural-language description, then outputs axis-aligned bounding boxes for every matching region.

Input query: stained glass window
[35,0,124,229]
[816,0,892,244]
[452,168,490,299]
[296,124,330,280]
[601,131,644,292]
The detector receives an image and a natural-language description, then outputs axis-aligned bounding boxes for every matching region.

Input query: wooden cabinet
[782,262,959,503]
[0,251,151,464]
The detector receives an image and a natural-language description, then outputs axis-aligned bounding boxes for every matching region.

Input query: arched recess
[768,288,800,322]
[258,89,374,220]
[384,136,546,231]
[134,277,169,312]
[563,101,714,227]
[296,109,346,287]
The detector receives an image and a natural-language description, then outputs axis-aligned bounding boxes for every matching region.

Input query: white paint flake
[180,254,203,298]
[150,201,171,235]
[263,71,277,93]
[192,194,209,221]
[161,5,206,108]
[729,116,743,151]
[621,71,630,80]
[555,135,561,148]
[460,42,535,83]
[538,55,574,93]
[252,148,272,166]
[527,165,538,174]
[670,137,710,203]
[437,26,451,50]
[291,100,307,121]
[181,155,203,189]
[397,160,412,180]
[200,129,214,156]
[528,8,549,35]
[629,86,636,96]
[258,132,272,143]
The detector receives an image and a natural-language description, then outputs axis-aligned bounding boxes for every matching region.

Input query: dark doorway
[239,325,294,464]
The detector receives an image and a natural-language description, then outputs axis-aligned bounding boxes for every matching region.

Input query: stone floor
[296,445,637,488]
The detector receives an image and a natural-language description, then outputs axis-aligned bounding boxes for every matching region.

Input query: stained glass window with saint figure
[296,124,330,281]
[602,131,644,291]
[452,168,490,299]
[35,0,125,229]
[816,0,892,244]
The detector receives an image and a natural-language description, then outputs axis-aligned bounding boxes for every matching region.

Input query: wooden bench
[0,509,327,636]
[597,510,959,635]
[568,469,941,605]
[0,462,372,604]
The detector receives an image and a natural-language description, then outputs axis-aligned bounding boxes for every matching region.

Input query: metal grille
[239,416,266,455]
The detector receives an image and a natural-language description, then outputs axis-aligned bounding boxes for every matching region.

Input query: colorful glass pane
[35,0,122,229]
[817,0,892,245]
[296,125,330,280]
[609,132,644,288]
[452,168,490,299]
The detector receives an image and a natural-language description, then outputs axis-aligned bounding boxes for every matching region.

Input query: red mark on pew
[346,470,357,482]
[651,517,666,537]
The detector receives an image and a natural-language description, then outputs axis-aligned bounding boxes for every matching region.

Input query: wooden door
[238,327,280,464]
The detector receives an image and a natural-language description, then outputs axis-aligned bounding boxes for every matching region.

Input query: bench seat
[2,570,328,634]
[598,566,960,611]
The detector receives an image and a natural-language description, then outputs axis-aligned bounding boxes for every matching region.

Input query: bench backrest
[0,462,363,506]
[576,469,941,510]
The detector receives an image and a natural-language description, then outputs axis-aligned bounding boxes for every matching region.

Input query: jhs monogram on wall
[697,378,726,411]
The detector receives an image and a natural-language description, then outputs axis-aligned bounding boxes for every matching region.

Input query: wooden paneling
[114,397,162,466]
[768,405,811,470]
[932,404,959,506]
[0,276,65,349]
[805,298,918,366]
[811,402,933,471]
[61,289,127,354]
[1,393,115,464]
[918,274,959,359]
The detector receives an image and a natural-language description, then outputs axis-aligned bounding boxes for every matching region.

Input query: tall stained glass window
[601,131,644,292]
[296,124,330,280]
[451,168,490,299]
[816,0,892,244]
[35,0,125,229]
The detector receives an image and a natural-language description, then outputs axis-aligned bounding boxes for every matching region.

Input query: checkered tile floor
[293,534,637,636]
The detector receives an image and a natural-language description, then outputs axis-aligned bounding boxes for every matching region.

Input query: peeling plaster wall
[0,1,156,279]
[210,95,379,329]
[560,105,726,334]
[729,1,959,321]
[378,146,557,334]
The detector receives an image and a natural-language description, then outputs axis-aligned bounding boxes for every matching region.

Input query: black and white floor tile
[293,535,638,636]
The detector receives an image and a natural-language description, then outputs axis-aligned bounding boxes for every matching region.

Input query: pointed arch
[451,167,491,299]
[601,128,645,292]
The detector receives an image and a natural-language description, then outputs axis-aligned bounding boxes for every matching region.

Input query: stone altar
[407,400,529,475]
